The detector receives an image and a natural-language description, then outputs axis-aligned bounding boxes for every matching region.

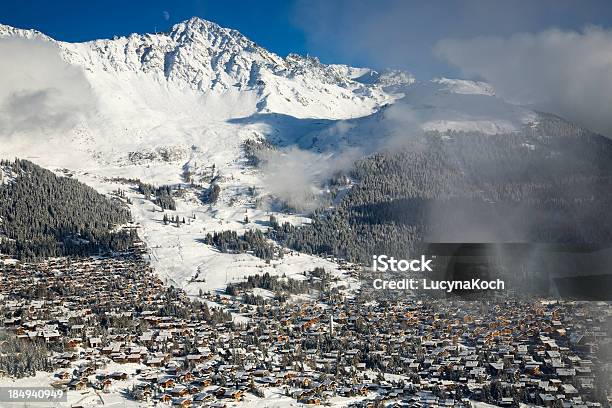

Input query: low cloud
[436,26,612,137]
[255,102,433,212]
[0,38,96,139]
[258,146,360,212]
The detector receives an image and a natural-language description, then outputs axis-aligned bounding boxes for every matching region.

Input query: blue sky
[0,1,308,54]
[2,0,612,78]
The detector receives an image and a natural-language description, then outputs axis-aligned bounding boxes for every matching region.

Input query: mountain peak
[169,16,251,46]
[171,16,224,34]
[185,15,214,25]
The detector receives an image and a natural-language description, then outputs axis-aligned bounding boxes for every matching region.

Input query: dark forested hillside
[271,114,612,263]
[0,159,137,260]
[203,229,281,261]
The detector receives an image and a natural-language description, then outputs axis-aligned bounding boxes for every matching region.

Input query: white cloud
[258,146,360,212]
[436,26,612,136]
[0,38,96,139]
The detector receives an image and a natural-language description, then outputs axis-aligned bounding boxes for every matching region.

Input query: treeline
[0,159,137,260]
[243,138,275,167]
[163,214,186,226]
[136,181,176,210]
[225,269,329,297]
[203,229,281,260]
[270,115,612,263]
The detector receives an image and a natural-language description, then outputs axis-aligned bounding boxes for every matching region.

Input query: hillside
[0,159,136,259]
[272,114,612,263]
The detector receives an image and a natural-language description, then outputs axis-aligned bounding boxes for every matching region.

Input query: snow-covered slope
[245,79,538,155]
[0,18,543,292]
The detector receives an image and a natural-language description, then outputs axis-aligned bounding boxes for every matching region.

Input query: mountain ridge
[0,17,406,118]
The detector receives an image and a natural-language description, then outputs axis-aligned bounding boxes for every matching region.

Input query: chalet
[171,386,189,397]
[109,372,128,380]
[159,377,176,388]
[159,393,172,403]
[89,337,102,348]
[126,353,141,363]
[193,392,214,403]
[68,378,88,391]
[172,396,192,406]
[221,388,243,401]
[300,396,321,405]
[147,357,165,367]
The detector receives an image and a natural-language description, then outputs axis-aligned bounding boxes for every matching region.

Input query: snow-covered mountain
[0,17,542,167]
[0,17,547,292]
[0,17,400,119]
[0,18,414,168]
